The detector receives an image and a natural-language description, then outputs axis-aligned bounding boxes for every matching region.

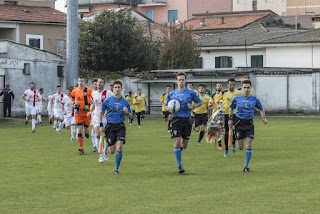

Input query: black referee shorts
[234,117,254,140]
[171,117,193,140]
[105,123,126,146]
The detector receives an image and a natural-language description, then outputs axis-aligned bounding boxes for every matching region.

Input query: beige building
[233,0,287,15]
[0,4,66,56]
[0,0,55,7]
[287,0,320,15]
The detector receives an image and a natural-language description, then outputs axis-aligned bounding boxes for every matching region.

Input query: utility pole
[66,0,79,87]
[295,0,298,31]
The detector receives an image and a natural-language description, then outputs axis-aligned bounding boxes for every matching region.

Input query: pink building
[77,0,232,24]
[137,0,232,24]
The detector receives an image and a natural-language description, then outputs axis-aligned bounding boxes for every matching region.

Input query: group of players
[160,72,267,173]
[22,77,136,175]
[21,72,267,175]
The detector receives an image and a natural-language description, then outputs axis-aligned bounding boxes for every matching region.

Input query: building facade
[0,0,55,7]
[233,0,287,16]
[286,0,320,15]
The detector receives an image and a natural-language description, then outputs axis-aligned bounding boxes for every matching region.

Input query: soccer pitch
[0,116,319,213]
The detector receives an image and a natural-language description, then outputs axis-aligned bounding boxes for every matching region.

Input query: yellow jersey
[210,91,222,114]
[193,94,211,114]
[125,94,135,111]
[215,89,241,114]
[133,94,147,113]
[159,92,169,112]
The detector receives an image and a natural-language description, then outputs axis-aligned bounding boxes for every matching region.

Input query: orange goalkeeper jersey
[71,87,93,116]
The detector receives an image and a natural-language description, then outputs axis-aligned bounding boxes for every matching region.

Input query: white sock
[91,129,96,146]
[71,126,75,138]
[32,119,36,130]
[53,120,57,128]
[58,121,62,130]
[95,137,100,149]
[37,115,42,123]
[104,139,108,155]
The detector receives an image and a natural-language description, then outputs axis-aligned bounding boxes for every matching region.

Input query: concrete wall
[0,0,56,7]
[287,0,320,16]
[19,23,66,56]
[0,41,65,116]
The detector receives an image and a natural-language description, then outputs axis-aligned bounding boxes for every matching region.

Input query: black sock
[218,140,222,146]
[168,120,171,130]
[137,116,141,126]
[198,131,204,142]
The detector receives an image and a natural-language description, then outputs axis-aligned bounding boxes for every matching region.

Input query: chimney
[221,17,225,24]
[199,18,205,27]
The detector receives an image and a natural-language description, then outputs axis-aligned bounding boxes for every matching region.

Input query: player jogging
[229,80,267,172]
[159,85,171,132]
[51,86,65,134]
[166,72,202,174]
[36,88,45,125]
[133,89,147,128]
[22,82,39,133]
[62,86,76,141]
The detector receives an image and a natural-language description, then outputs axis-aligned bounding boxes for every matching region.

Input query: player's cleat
[78,149,84,155]
[99,155,105,163]
[243,167,250,173]
[85,133,89,138]
[179,166,185,174]
[114,169,119,175]
[130,123,132,126]
[138,126,141,128]
[218,145,223,150]
[93,146,97,152]
[104,153,109,161]
[232,144,236,153]
[25,120,28,125]
[224,151,229,157]
[197,142,202,146]
[49,121,52,124]
[39,122,43,126]
[32,129,35,133]
[58,130,61,134]
[70,137,74,142]
[63,124,65,129]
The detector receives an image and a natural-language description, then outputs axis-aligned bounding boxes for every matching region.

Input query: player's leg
[130,110,135,125]
[197,114,208,145]
[114,140,124,175]
[31,107,37,132]
[75,116,85,154]
[37,106,43,125]
[171,118,184,173]
[223,115,229,157]
[25,107,31,125]
[243,123,254,172]
[136,112,141,127]
[194,113,200,132]
[70,117,76,142]
[93,125,100,152]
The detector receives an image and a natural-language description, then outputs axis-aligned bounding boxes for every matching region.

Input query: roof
[0,5,66,24]
[184,10,278,32]
[258,28,320,44]
[197,25,306,47]
[281,15,314,29]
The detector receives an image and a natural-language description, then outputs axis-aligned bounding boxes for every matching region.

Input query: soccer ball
[167,99,180,112]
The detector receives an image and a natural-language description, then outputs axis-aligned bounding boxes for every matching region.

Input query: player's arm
[188,92,202,110]
[21,92,27,101]
[256,98,267,124]
[228,98,237,127]
[208,97,214,109]
[123,103,133,119]
[50,96,54,109]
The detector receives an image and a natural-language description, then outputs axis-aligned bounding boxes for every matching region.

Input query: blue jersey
[230,94,263,120]
[166,88,202,118]
[101,96,133,124]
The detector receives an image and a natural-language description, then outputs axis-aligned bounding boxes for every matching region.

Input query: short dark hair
[67,86,74,91]
[227,78,235,83]
[78,76,85,79]
[129,91,132,94]
[92,78,98,83]
[176,72,186,79]
[198,84,205,88]
[113,80,122,88]
[242,80,251,86]
[29,82,35,85]
[216,82,222,85]
[39,88,44,91]
[138,88,142,91]
[57,85,61,88]
[98,77,105,83]
[166,85,171,88]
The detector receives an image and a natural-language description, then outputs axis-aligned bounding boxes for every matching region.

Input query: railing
[140,0,167,4]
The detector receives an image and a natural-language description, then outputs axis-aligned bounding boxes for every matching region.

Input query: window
[199,57,203,68]
[305,12,315,16]
[252,0,257,11]
[57,66,64,77]
[215,56,232,68]
[265,0,272,2]
[4,1,17,5]
[23,63,30,75]
[56,40,66,56]
[168,10,178,23]
[251,55,263,68]
[147,10,154,21]
[237,0,244,4]
[26,34,43,49]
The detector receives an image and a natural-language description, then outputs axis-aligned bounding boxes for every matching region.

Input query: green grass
[0,116,319,213]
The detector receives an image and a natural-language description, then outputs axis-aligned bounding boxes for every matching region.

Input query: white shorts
[48,109,54,118]
[37,105,43,114]
[64,115,76,127]
[25,106,37,116]
[54,109,64,120]
[92,115,107,128]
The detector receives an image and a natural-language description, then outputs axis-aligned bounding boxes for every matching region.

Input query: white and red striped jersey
[23,89,38,107]
[61,95,73,115]
[92,89,114,115]
[52,93,65,110]
[37,93,45,107]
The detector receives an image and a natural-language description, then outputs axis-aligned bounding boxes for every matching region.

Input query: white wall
[265,45,320,68]
[201,48,266,68]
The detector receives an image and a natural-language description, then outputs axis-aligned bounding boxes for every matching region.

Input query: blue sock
[244,149,252,168]
[174,147,182,167]
[115,151,122,170]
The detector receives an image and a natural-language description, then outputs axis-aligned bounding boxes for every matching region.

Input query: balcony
[137,0,167,7]
[78,0,143,6]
